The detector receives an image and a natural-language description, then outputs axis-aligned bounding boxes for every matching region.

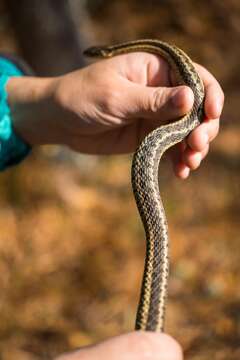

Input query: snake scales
[84,39,205,332]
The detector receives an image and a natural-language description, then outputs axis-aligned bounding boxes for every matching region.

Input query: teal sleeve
[0,57,31,171]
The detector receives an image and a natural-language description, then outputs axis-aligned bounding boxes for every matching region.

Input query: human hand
[8,51,224,178]
[55,331,182,360]
[53,52,223,178]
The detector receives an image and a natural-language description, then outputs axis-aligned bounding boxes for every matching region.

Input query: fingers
[187,118,219,151]
[188,64,223,155]
[172,64,223,179]
[171,143,190,179]
[194,63,224,119]
[171,141,210,179]
[172,121,217,178]
[174,162,191,180]
[182,143,209,169]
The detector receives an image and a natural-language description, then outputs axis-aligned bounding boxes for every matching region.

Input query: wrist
[6,75,62,146]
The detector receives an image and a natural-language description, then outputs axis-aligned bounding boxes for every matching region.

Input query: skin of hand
[55,331,183,360]
[7,52,224,179]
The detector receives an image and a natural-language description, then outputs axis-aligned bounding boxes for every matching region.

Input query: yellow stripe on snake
[84,39,205,332]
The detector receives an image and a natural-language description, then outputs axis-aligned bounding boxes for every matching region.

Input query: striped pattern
[84,39,205,332]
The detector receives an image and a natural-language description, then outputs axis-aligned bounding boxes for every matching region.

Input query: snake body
[84,39,205,332]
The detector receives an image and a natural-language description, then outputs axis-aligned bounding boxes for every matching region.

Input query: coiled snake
[84,39,205,332]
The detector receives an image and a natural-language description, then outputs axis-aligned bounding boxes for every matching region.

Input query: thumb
[122,82,194,123]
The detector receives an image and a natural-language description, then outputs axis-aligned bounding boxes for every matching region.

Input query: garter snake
[84,39,205,332]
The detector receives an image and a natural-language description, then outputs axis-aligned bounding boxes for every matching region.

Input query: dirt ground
[0,0,240,359]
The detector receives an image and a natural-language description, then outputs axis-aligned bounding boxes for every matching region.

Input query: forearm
[6,76,63,146]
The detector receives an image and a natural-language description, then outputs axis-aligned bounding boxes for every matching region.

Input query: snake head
[83,46,113,58]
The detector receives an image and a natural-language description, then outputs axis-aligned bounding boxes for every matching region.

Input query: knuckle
[147,89,165,113]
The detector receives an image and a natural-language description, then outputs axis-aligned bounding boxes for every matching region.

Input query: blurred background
[0,0,239,359]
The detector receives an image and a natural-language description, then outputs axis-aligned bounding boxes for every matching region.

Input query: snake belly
[84,39,205,332]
